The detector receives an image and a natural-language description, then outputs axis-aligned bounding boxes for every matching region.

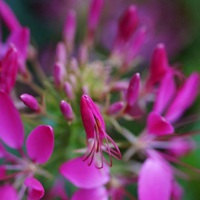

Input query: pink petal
[165,72,200,123]
[138,157,172,200]
[24,177,45,200]
[0,184,18,200]
[153,73,176,114]
[147,112,174,136]
[72,187,108,200]
[0,92,24,148]
[26,125,54,164]
[59,157,110,189]
[0,1,21,31]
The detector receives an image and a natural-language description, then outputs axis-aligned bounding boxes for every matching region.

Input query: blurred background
[3,0,200,199]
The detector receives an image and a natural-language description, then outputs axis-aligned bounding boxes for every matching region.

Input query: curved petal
[24,177,44,200]
[138,157,172,200]
[26,125,54,164]
[59,157,110,189]
[165,72,200,123]
[0,1,21,31]
[0,184,17,200]
[0,92,24,149]
[72,187,108,200]
[147,112,174,136]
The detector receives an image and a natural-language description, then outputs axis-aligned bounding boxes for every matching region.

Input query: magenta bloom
[80,94,121,168]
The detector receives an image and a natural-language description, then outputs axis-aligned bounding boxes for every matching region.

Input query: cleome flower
[80,94,122,168]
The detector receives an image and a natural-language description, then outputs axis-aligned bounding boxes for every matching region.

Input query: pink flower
[59,157,110,189]
[80,94,121,168]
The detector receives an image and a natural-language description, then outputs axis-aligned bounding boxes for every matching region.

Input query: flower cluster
[0,0,199,199]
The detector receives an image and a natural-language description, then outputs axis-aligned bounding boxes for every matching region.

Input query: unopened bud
[126,73,140,106]
[64,81,74,100]
[56,42,67,65]
[87,0,104,44]
[107,101,125,115]
[20,93,40,111]
[53,62,66,87]
[63,10,76,51]
[60,100,74,121]
[118,5,138,42]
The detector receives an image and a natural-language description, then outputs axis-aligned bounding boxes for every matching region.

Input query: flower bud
[118,5,138,42]
[53,62,66,87]
[126,73,140,106]
[60,100,74,121]
[56,42,67,65]
[87,0,104,44]
[107,101,125,115]
[63,10,76,51]
[20,93,40,111]
[64,81,74,100]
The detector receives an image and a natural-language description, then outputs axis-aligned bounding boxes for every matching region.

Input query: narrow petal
[26,125,54,164]
[59,157,110,189]
[147,112,174,136]
[0,92,24,148]
[153,73,176,114]
[0,1,21,31]
[72,187,108,200]
[0,184,18,200]
[165,72,200,123]
[138,157,172,200]
[24,177,45,200]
